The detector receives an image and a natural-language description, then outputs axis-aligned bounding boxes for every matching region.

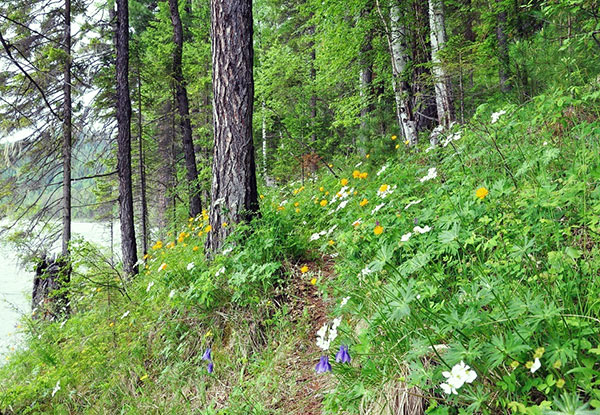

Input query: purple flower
[201,347,211,361]
[315,355,332,373]
[207,361,214,373]
[335,345,351,364]
[414,217,419,225]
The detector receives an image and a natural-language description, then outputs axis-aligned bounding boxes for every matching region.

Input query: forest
[1,0,600,413]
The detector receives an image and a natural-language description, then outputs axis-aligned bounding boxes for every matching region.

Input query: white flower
[310,232,321,241]
[340,296,350,308]
[336,200,349,211]
[52,380,61,397]
[327,225,338,235]
[354,161,363,167]
[376,164,388,176]
[352,218,362,227]
[543,141,548,146]
[371,203,385,214]
[222,247,233,255]
[491,109,506,124]
[425,145,436,153]
[279,200,288,206]
[120,310,130,319]
[404,199,422,210]
[413,225,431,234]
[215,266,226,277]
[360,265,373,276]
[60,320,67,329]
[440,382,457,395]
[441,361,477,394]
[419,167,437,183]
[316,323,330,350]
[169,289,176,299]
[187,262,195,271]
[530,357,541,373]
[146,281,154,292]
[401,232,412,242]
[441,131,462,147]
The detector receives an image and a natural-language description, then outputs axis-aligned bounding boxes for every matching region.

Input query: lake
[0,221,118,358]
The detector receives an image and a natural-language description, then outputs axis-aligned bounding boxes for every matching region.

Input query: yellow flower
[319,186,324,192]
[294,202,299,207]
[152,240,163,250]
[395,144,400,149]
[359,198,368,207]
[325,191,329,195]
[374,225,384,235]
[359,172,368,179]
[556,379,565,388]
[166,241,175,249]
[204,225,212,232]
[310,277,317,285]
[352,170,361,179]
[525,361,534,369]
[277,206,285,211]
[109,322,114,327]
[260,194,265,199]
[139,374,148,381]
[328,164,333,168]
[476,187,489,200]
[320,200,327,207]
[197,231,203,237]
[379,184,389,193]
[295,208,300,213]
[222,222,228,227]
[193,246,199,251]
[510,360,520,369]
[553,360,562,369]
[143,253,150,260]
[328,240,335,246]
[534,347,545,359]
[366,154,370,158]
[391,135,397,140]
[300,265,309,273]
[340,178,349,186]
[404,140,409,145]
[158,263,167,271]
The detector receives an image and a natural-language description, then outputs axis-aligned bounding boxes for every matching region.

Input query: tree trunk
[207,0,259,253]
[389,2,418,146]
[309,29,317,143]
[428,0,454,129]
[168,0,202,217]
[156,99,175,233]
[116,0,138,276]
[62,0,71,259]
[136,66,148,255]
[358,4,373,155]
[496,0,511,93]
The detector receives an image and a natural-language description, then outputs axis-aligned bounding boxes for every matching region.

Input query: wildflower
[296,208,300,213]
[319,186,325,192]
[404,140,409,145]
[534,347,545,359]
[207,361,214,373]
[352,170,361,178]
[152,240,163,250]
[202,348,212,361]
[352,218,362,227]
[158,263,167,271]
[310,232,321,241]
[215,266,225,277]
[328,240,335,246]
[391,135,397,140]
[146,281,155,292]
[336,345,351,363]
[401,232,412,242]
[340,178,349,186]
[440,361,477,395]
[374,225,384,235]
[169,289,176,298]
[340,296,350,307]
[187,262,195,271]
[553,360,562,369]
[204,225,212,232]
[404,199,422,210]
[376,165,388,176]
[315,355,332,373]
[52,380,61,397]
[371,203,385,214]
[260,194,264,199]
[413,225,431,234]
[530,358,541,373]
[377,184,395,198]
[395,144,400,149]
[294,202,300,207]
[510,360,520,369]
[419,167,437,183]
[320,200,327,207]
[366,154,370,158]
[491,109,506,124]
[359,198,368,207]
[139,374,148,381]
[120,310,130,319]
[556,378,565,388]
[310,278,317,285]
[143,253,150,260]
[359,172,368,179]
[301,265,309,273]
[336,200,349,211]
[476,187,489,200]
[222,222,228,227]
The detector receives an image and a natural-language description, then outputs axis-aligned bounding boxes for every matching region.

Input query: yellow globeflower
[310,278,317,285]
[300,265,309,273]
[320,200,327,207]
[340,178,349,186]
[374,225,384,235]
[359,172,368,179]
[152,240,163,250]
[319,186,325,192]
[204,225,212,232]
[352,170,361,179]
[366,154,370,158]
[294,202,299,207]
[359,198,368,207]
[476,187,489,200]
[260,194,265,199]
[328,240,335,246]
[193,246,199,251]
[391,135,397,140]
[222,222,228,227]
[395,144,400,149]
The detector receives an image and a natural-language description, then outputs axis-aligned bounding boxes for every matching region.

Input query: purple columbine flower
[207,361,214,373]
[201,347,212,361]
[335,345,351,364]
[315,355,332,373]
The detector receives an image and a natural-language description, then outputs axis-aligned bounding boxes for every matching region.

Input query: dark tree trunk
[207,0,259,253]
[496,0,511,93]
[62,0,71,259]
[116,0,138,276]
[32,256,69,319]
[168,0,202,217]
[136,66,148,255]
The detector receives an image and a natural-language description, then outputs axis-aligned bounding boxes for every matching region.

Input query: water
[0,222,118,357]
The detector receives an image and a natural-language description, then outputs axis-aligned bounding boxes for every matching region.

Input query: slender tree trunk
[207,0,259,253]
[309,28,317,143]
[428,0,454,129]
[136,67,148,255]
[116,0,138,276]
[389,2,418,145]
[168,0,202,217]
[62,0,71,258]
[496,0,511,93]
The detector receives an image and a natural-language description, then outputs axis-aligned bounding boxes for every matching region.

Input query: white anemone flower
[491,109,506,124]
[530,358,541,373]
[441,361,477,394]
[146,281,154,292]
[413,225,431,234]
[404,199,422,210]
[419,167,437,183]
[187,262,195,271]
[52,380,61,397]
[401,232,412,242]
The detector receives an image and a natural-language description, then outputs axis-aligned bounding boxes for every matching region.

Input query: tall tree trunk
[309,27,317,143]
[496,0,511,93]
[116,0,138,276]
[207,0,259,253]
[389,2,418,145]
[62,0,71,258]
[136,66,148,255]
[428,0,454,128]
[168,0,202,217]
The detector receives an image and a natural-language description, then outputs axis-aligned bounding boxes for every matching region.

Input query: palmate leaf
[544,394,600,415]
[485,333,530,369]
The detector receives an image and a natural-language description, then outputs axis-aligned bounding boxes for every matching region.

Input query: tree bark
[207,0,259,253]
[168,0,202,217]
[496,0,511,93]
[389,2,418,145]
[62,0,71,258]
[136,65,148,255]
[116,0,138,276]
[428,0,454,129]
